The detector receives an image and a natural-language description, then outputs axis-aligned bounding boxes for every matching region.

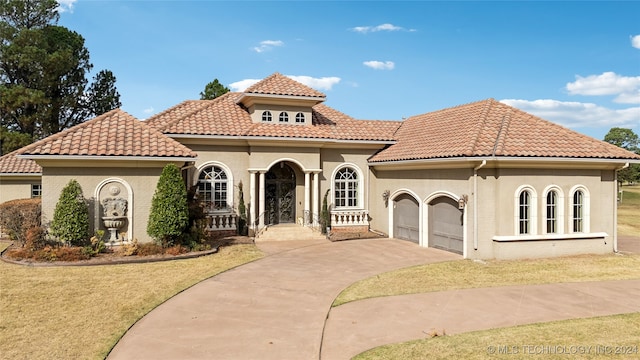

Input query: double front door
[265,163,296,224]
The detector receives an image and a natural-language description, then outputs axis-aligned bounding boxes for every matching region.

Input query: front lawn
[0,243,263,359]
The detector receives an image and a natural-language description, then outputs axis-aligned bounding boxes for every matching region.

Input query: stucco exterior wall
[0,177,40,203]
[320,148,376,211]
[40,163,180,243]
[478,168,616,259]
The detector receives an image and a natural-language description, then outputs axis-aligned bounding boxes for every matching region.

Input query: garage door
[393,193,419,243]
[429,196,463,254]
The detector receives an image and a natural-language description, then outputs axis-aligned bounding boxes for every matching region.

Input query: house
[1,72,638,259]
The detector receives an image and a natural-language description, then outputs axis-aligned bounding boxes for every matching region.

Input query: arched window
[572,190,584,232]
[295,112,305,123]
[519,190,531,234]
[570,185,590,233]
[335,167,359,207]
[515,185,537,235]
[279,112,289,122]
[262,111,272,122]
[198,166,229,211]
[545,190,558,233]
[543,185,564,234]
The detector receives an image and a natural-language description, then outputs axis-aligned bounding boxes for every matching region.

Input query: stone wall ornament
[101,197,128,243]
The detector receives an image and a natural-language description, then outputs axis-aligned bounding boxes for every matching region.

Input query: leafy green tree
[604,127,640,184]
[200,78,229,100]
[0,0,121,142]
[147,164,189,246]
[50,179,90,246]
[0,126,32,154]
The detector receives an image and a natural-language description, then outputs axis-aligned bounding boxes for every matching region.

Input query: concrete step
[256,224,327,242]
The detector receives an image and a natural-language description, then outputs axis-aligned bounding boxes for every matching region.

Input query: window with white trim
[198,166,229,210]
[31,184,42,198]
[279,112,289,123]
[295,112,305,123]
[545,190,558,233]
[334,167,359,207]
[262,111,272,122]
[518,190,531,234]
[572,190,584,232]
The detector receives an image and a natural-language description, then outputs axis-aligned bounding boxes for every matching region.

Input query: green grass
[0,244,263,359]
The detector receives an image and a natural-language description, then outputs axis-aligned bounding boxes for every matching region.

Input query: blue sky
[56,0,639,141]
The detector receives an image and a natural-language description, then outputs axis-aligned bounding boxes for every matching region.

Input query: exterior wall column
[249,171,256,229]
[258,171,266,228]
[304,171,311,225]
[312,172,320,227]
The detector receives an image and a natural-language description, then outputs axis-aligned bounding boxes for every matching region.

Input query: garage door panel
[394,194,419,243]
[429,197,463,254]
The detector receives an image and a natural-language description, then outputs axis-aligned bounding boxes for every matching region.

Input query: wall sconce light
[458,194,469,209]
[382,190,390,207]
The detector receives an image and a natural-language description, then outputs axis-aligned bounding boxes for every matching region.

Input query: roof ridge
[491,108,513,156]
[468,98,495,155]
[17,108,124,155]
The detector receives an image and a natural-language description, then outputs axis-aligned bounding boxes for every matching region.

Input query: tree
[0,0,121,145]
[237,181,247,236]
[50,179,90,246]
[200,78,229,100]
[604,127,640,185]
[85,69,121,116]
[147,164,189,246]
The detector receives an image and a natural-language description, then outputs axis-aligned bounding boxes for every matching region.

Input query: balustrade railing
[330,209,369,227]
[204,211,237,231]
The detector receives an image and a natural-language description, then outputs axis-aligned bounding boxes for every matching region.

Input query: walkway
[108,238,640,360]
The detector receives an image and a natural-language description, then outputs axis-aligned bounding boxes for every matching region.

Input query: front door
[265,163,296,224]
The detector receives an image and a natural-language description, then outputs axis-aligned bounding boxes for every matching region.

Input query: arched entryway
[265,162,296,224]
[393,193,420,243]
[428,196,463,254]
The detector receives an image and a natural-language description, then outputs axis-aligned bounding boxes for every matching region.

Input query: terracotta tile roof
[0,151,41,174]
[17,109,197,158]
[244,72,326,98]
[146,94,400,142]
[370,99,640,162]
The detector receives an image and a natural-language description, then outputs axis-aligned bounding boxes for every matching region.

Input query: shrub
[147,164,189,247]
[320,189,330,234]
[237,181,248,236]
[136,242,164,256]
[24,226,48,251]
[0,198,41,246]
[50,180,90,246]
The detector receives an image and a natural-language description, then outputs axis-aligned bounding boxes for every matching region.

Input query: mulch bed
[0,236,255,267]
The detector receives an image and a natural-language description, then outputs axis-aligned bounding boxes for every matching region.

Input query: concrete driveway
[107,238,640,360]
[107,239,461,360]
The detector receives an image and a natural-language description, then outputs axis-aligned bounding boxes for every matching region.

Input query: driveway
[107,238,640,360]
[107,239,461,360]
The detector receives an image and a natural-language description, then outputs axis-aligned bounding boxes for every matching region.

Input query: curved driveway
[107,239,461,360]
[108,238,640,360]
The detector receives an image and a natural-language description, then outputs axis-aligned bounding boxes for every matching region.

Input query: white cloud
[566,72,640,104]
[363,60,395,70]
[286,75,341,91]
[143,107,154,114]
[56,0,76,13]
[253,40,284,53]
[230,75,341,92]
[500,99,640,129]
[632,34,640,49]
[229,79,261,92]
[350,23,404,34]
